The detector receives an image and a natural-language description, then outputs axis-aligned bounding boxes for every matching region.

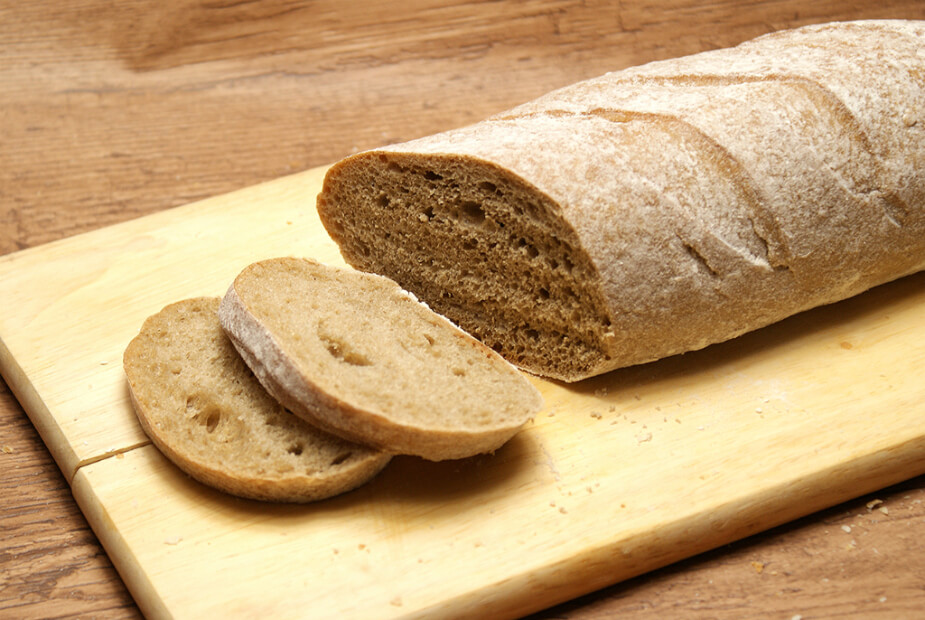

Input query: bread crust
[317,20,925,381]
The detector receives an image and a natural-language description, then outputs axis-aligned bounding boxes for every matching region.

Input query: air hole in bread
[423,334,435,346]
[459,201,485,225]
[193,409,221,433]
[330,452,353,466]
[318,331,373,367]
[452,367,466,377]
[424,170,443,181]
[287,443,304,456]
[377,194,390,208]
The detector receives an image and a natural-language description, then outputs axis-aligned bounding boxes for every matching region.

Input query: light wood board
[1,165,924,619]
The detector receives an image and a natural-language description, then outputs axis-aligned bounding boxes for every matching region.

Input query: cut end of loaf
[317,152,616,382]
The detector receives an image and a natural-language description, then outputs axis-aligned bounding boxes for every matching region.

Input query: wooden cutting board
[1,165,924,619]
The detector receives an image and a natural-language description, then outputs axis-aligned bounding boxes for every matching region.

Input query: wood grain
[3,166,923,617]
[2,1,925,618]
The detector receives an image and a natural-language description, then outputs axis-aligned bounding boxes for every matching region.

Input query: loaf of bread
[317,20,925,382]
[123,297,391,502]
[218,257,543,461]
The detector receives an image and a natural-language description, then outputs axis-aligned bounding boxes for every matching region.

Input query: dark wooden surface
[2,1,924,618]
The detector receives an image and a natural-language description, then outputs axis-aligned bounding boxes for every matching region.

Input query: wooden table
[2,1,924,618]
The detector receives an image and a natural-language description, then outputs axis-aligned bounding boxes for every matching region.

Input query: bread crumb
[841,525,852,533]
[559,506,568,514]
[866,499,883,511]
[879,596,888,603]
[590,411,602,419]
[751,561,765,573]
[390,596,403,607]
[0,445,13,454]
[635,432,652,444]
[164,536,182,545]
[879,506,889,515]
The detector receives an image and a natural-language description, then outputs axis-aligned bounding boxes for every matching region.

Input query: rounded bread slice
[123,297,391,503]
[218,257,544,461]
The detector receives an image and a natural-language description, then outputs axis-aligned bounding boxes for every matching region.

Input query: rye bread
[316,19,925,382]
[123,297,391,502]
[218,257,543,461]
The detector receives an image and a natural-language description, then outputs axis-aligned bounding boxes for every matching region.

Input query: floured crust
[218,257,543,461]
[123,297,391,502]
[317,20,925,381]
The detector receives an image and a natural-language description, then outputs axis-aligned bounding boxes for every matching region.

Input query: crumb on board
[164,536,182,545]
[751,561,765,573]
[635,431,653,444]
[390,596,403,607]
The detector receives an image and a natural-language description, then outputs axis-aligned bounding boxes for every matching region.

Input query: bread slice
[218,257,543,461]
[316,20,925,382]
[123,297,391,502]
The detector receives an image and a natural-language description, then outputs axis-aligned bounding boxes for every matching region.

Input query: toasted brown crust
[218,258,543,461]
[123,297,390,502]
[317,20,925,381]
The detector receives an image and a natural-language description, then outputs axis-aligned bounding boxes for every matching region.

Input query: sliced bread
[218,257,543,461]
[123,297,391,502]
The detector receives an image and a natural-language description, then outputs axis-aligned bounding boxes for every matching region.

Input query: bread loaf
[218,257,543,461]
[317,20,925,382]
[123,297,391,502]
